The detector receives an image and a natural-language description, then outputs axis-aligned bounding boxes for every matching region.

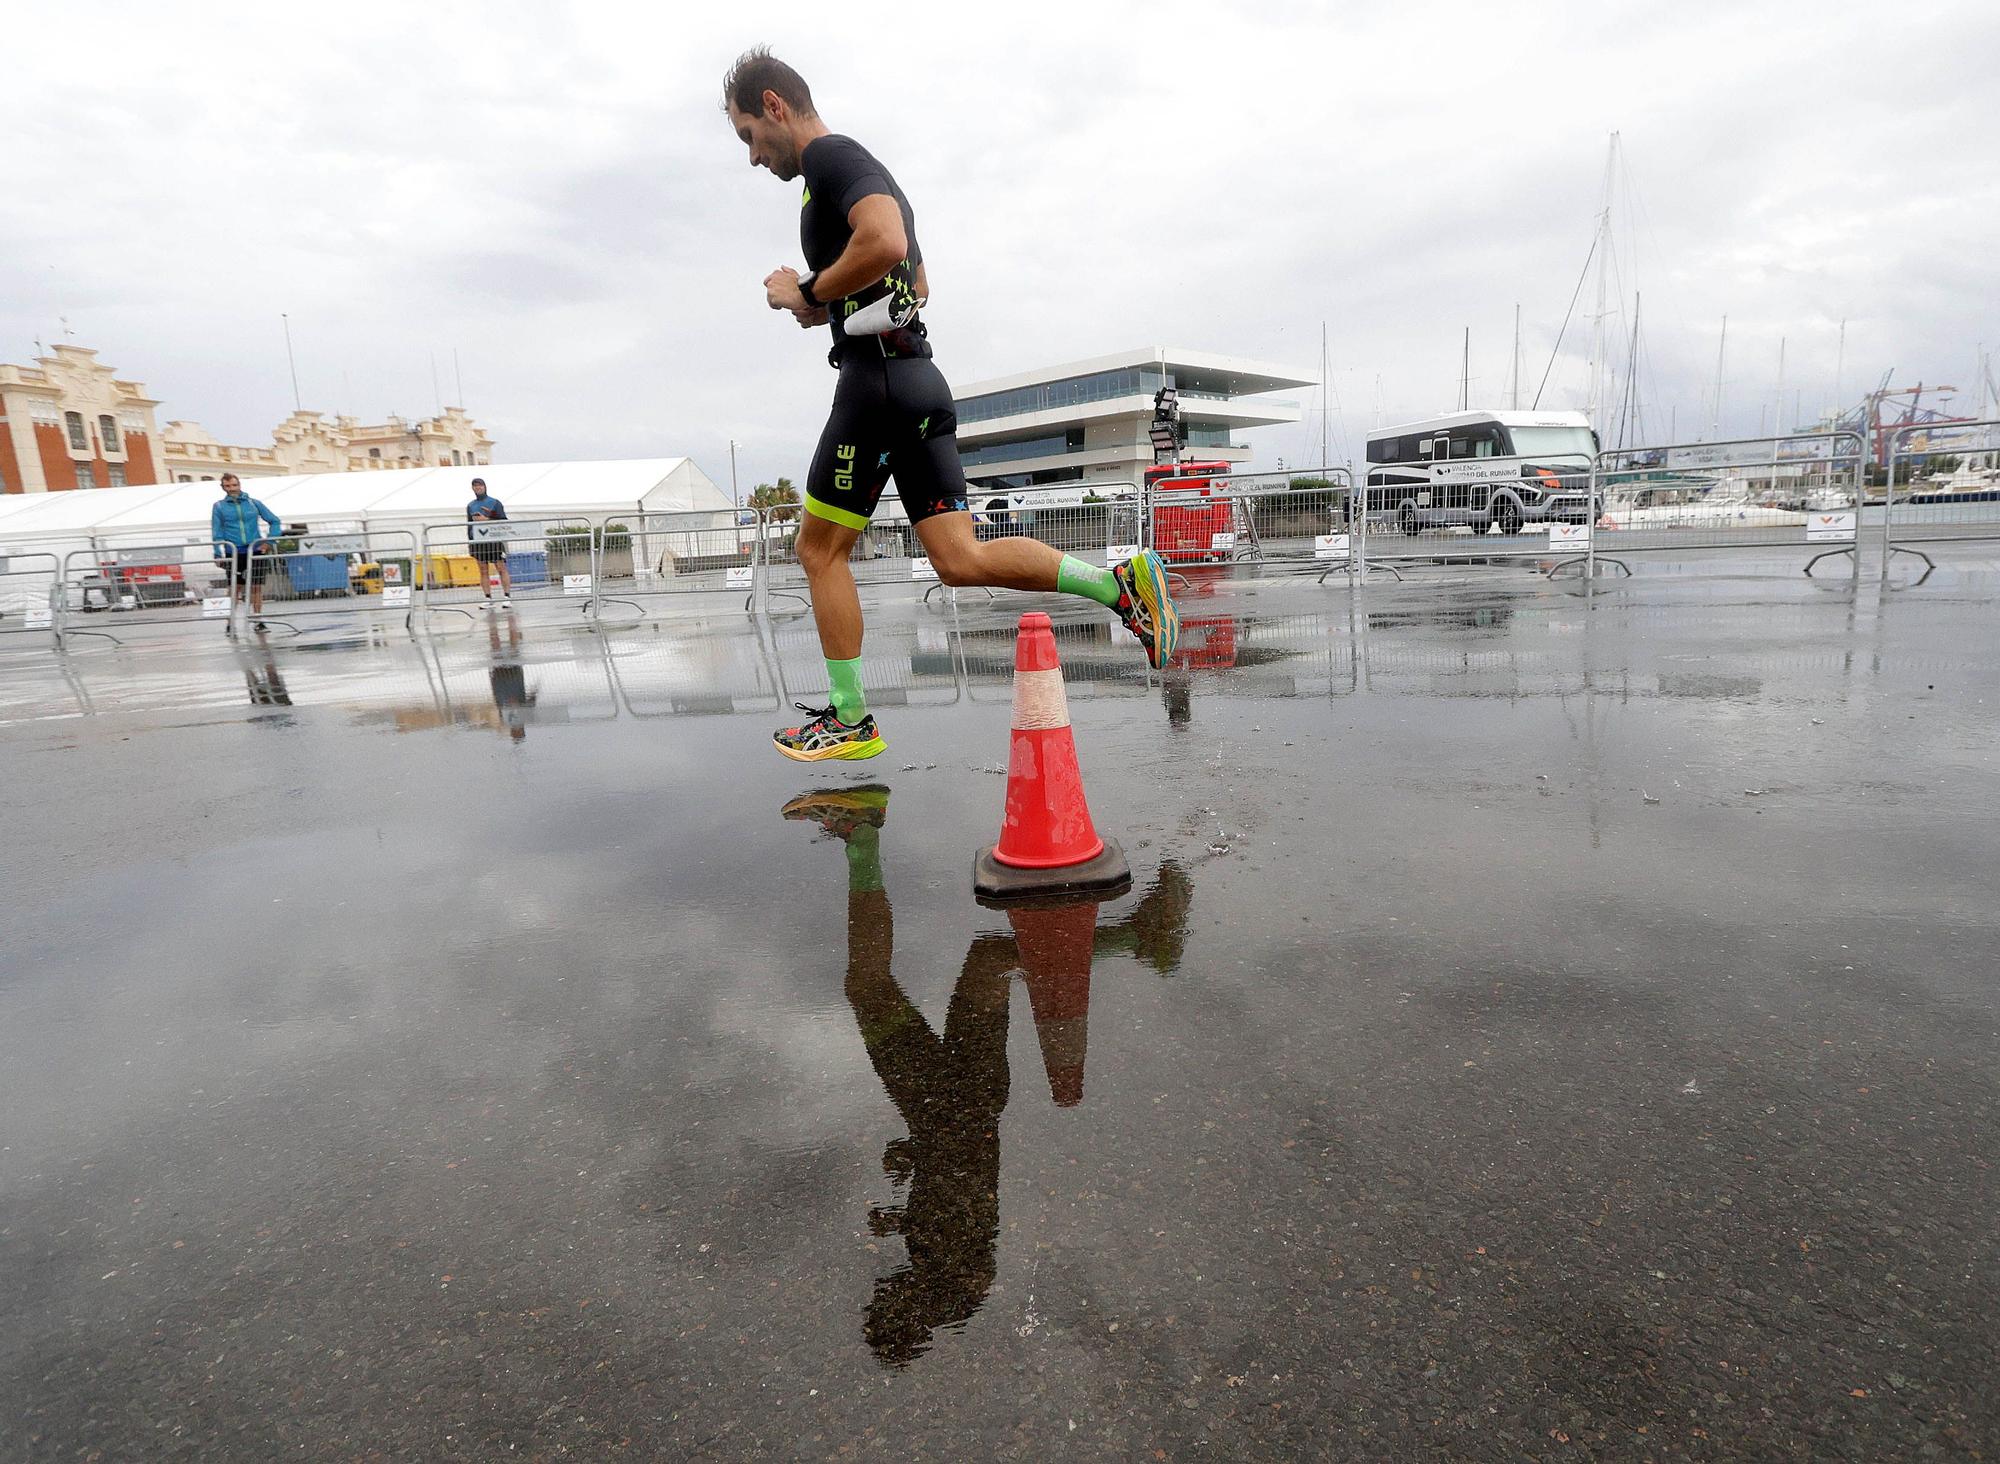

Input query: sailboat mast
[1320,321,1329,469]
[1587,132,1616,427]
[1833,319,1846,419]
[1775,337,1787,437]
[1511,303,1521,411]
[1710,316,1728,440]
[1616,292,1641,450]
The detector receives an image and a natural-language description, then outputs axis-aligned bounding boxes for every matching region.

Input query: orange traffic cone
[973,612,1132,905]
[1010,898,1099,1107]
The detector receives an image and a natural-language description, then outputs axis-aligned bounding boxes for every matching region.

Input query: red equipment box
[1146,462,1236,564]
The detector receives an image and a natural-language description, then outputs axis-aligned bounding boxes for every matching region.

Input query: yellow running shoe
[773,703,887,762]
[781,784,891,838]
[1112,548,1181,670]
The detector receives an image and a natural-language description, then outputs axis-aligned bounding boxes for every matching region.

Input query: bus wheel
[1398,504,1421,536]
[1495,499,1523,536]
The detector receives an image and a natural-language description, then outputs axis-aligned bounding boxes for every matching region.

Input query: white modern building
[953,347,1312,490]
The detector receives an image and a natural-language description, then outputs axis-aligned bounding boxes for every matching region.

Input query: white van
[1365,410,1599,535]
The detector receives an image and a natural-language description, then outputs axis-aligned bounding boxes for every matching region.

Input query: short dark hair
[721,46,815,119]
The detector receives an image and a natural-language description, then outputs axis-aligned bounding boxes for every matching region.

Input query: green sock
[846,824,884,893]
[1057,554,1123,608]
[826,656,867,724]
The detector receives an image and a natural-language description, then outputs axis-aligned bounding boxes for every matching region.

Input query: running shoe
[252,620,268,633]
[781,784,891,839]
[1112,549,1180,670]
[773,703,887,762]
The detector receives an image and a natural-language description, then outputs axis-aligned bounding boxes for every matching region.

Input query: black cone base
[974,838,1131,909]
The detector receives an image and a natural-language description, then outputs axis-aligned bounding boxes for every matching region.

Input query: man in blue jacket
[466,477,513,606]
[211,473,284,629]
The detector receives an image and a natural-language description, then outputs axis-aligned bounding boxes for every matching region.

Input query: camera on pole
[1149,385,1185,466]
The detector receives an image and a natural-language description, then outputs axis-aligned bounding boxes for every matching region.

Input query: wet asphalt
[2,548,1998,1461]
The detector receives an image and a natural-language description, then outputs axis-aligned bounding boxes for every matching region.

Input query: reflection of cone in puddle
[1008,898,1099,1107]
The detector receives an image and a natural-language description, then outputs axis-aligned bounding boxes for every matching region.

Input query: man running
[210,473,283,631]
[722,47,1178,763]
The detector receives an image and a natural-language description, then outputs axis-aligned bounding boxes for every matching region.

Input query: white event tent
[0,459,732,567]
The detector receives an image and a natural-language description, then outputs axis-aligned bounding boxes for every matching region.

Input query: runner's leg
[889,359,1122,607]
[796,511,865,659]
[798,364,892,727]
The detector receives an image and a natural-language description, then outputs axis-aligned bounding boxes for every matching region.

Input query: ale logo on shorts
[834,444,856,493]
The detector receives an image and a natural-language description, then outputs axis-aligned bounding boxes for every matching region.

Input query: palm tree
[748,477,801,524]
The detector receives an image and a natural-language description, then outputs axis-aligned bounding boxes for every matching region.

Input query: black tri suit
[797,135,969,532]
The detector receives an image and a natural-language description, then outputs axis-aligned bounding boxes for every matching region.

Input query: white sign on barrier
[25,603,53,629]
[202,596,233,618]
[119,594,137,610]
[1550,522,1593,547]
[298,534,364,555]
[1009,487,1087,509]
[1105,543,1140,567]
[1210,531,1237,552]
[562,574,593,596]
[725,565,754,588]
[468,522,524,544]
[1434,461,1522,484]
[1806,511,1857,543]
[911,557,938,581]
[382,585,412,608]
[1314,533,1352,561]
[115,548,172,566]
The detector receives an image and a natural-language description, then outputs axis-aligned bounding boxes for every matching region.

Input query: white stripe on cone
[1011,667,1070,730]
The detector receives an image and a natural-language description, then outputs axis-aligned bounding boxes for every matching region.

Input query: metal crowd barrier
[593,508,759,616]
[1589,431,1866,575]
[1357,451,1598,569]
[247,529,422,633]
[0,549,60,642]
[968,480,1141,574]
[1187,467,1361,576]
[57,536,241,643]
[417,515,607,618]
[758,508,921,604]
[1882,419,2000,568]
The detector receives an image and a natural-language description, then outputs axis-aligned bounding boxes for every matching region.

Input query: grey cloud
[4,0,1996,480]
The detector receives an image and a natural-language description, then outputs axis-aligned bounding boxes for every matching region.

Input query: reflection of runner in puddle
[784,786,1006,1367]
[487,610,536,741]
[241,633,293,709]
[784,789,1195,1366]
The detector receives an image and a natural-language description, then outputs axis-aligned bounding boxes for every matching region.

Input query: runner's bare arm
[765,194,909,311]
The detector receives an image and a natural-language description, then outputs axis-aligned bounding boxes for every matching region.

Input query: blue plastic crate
[505,550,549,586]
[286,554,350,594]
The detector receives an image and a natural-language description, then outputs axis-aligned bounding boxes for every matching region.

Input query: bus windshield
[1507,426,1598,460]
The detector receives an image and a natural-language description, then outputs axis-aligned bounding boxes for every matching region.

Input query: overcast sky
[7,0,1995,489]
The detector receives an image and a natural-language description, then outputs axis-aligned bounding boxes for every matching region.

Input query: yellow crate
[408,554,481,588]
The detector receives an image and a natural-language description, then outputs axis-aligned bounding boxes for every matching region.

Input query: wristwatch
[797,271,821,306]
